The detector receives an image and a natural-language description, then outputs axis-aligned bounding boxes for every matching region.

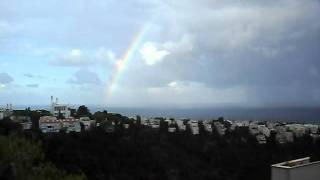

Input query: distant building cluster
[1,97,320,143]
[0,97,95,133]
[39,96,95,133]
[39,116,95,133]
[137,117,320,144]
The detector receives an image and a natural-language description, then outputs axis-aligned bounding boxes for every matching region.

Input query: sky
[0,0,320,108]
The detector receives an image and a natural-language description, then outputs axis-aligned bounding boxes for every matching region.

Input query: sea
[11,105,320,123]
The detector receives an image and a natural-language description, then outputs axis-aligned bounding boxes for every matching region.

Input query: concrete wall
[272,162,320,180]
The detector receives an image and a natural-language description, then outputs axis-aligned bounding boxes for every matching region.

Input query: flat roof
[272,157,320,169]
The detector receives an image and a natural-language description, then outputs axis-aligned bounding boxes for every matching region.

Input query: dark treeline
[0,108,320,180]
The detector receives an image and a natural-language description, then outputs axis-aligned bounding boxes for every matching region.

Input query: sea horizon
[6,104,320,123]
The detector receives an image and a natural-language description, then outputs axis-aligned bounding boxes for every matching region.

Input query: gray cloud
[26,84,39,88]
[0,72,14,84]
[0,0,319,107]
[24,73,34,78]
[68,68,102,85]
[115,0,320,107]
[24,73,45,79]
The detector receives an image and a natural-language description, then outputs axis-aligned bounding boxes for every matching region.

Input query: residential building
[50,96,71,118]
[168,125,176,133]
[213,121,226,136]
[204,122,213,133]
[10,115,32,130]
[150,118,160,128]
[188,120,199,135]
[39,116,61,133]
[39,116,81,133]
[259,125,271,137]
[176,119,186,131]
[80,116,95,130]
[0,104,13,120]
[256,134,267,144]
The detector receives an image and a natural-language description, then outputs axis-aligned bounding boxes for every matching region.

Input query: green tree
[0,135,86,180]
[93,111,107,123]
[76,105,91,118]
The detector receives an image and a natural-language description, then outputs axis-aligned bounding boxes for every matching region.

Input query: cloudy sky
[0,0,320,108]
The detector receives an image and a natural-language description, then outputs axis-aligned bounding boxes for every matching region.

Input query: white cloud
[140,42,170,65]
[163,34,194,53]
[50,49,93,66]
[96,47,119,64]
[0,21,18,37]
[168,81,177,88]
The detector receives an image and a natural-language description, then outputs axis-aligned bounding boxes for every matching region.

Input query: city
[1,0,320,179]
[0,97,320,179]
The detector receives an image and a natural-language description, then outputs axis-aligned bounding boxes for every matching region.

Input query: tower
[51,96,54,115]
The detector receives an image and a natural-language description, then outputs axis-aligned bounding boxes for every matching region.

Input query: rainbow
[106,24,151,98]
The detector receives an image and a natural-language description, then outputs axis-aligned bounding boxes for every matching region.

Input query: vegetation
[0,134,86,180]
[0,108,320,180]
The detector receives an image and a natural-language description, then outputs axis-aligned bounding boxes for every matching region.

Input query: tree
[76,106,91,118]
[93,111,107,123]
[30,111,40,130]
[0,135,86,180]
[136,115,141,126]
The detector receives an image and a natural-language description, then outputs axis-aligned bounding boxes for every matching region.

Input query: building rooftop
[272,157,320,169]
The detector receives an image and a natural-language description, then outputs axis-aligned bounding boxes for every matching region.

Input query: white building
[213,122,226,136]
[39,116,61,133]
[271,157,320,180]
[204,122,213,133]
[50,96,71,118]
[0,104,13,120]
[150,118,160,129]
[276,131,294,144]
[168,126,176,133]
[79,117,95,130]
[61,118,81,133]
[39,116,81,133]
[286,124,306,137]
[176,119,186,131]
[304,124,319,134]
[258,125,271,137]
[256,134,267,144]
[249,123,260,135]
[188,120,199,135]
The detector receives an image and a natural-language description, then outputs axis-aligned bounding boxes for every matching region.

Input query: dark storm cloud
[119,0,320,107]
